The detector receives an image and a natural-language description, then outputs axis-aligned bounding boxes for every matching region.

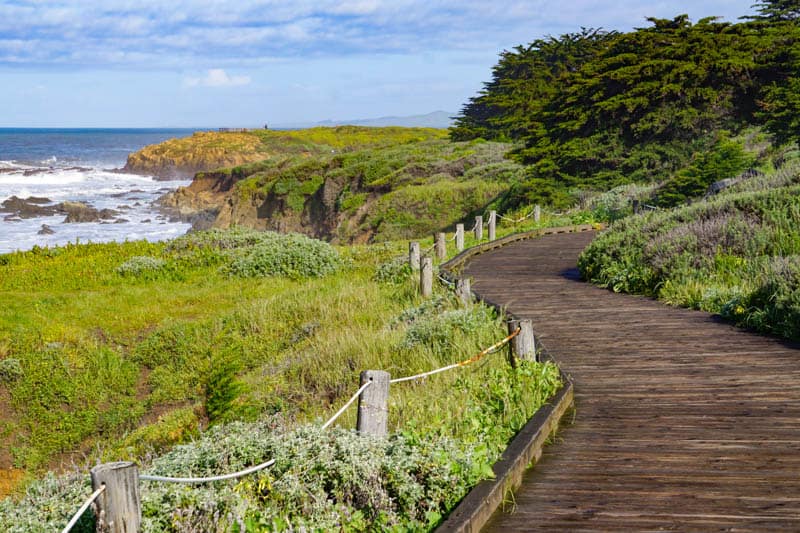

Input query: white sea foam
[0,165,191,254]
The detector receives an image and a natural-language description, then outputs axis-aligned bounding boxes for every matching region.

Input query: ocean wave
[0,168,89,186]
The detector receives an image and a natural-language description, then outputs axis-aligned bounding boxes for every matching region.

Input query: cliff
[152,128,521,242]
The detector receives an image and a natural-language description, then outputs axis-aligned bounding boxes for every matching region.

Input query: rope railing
[139,380,375,484]
[140,459,277,484]
[60,485,105,533]
[60,205,572,532]
[497,209,535,224]
[321,381,372,430]
[437,274,455,287]
[389,327,520,384]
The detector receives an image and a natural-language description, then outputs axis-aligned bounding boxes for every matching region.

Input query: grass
[0,228,562,531]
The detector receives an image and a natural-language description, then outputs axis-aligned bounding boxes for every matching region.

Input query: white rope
[140,459,277,484]
[448,234,457,242]
[390,363,460,384]
[61,485,105,533]
[142,381,373,484]
[498,209,535,224]
[321,380,372,430]
[390,328,520,384]
[438,274,455,287]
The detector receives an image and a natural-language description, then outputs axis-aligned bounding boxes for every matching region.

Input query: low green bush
[115,256,167,277]
[0,358,22,383]
[226,233,342,279]
[373,255,411,284]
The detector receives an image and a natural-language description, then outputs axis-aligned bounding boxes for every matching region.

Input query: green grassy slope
[0,228,561,530]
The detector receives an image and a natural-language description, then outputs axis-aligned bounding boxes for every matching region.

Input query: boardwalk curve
[463,230,800,531]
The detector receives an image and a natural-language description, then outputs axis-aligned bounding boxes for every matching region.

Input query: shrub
[116,256,166,277]
[167,227,272,252]
[0,358,22,383]
[1,420,490,532]
[401,307,495,351]
[226,233,341,279]
[730,256,800,340]
[373,255,411,284]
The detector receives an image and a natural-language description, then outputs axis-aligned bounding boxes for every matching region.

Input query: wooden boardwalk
[464,231,800,531]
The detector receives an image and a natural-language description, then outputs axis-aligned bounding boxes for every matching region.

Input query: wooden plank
[454,231,800,531]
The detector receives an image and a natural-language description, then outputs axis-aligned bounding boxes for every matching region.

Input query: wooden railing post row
[90,462,141,533]
[455,223,465,251]
[409,241,420,270]
[435,232,447,260]
[507,319,537,362]
[356,370,390,437]
[488,210,496,241]
[420,257,433,297]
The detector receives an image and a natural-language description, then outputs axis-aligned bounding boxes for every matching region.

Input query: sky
[0,0,756,128]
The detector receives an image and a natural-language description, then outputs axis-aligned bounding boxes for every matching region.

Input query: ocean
[0,128,198,254]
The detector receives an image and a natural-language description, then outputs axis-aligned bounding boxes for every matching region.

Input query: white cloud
[184,69,251,88]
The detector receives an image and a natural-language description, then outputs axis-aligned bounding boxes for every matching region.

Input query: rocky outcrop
[122,131,274,180]
[0,197,122,224]
[1,196,58,219]
[61,202,118,223]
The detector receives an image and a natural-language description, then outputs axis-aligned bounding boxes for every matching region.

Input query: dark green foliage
[748,0,800,21]
[450,28,616,142]
[653,137,756,207]
[452,10,800,206]
[204,352,245,423]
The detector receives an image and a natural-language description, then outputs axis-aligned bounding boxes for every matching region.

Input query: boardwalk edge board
[435,225,593,533]
[435,379,574,533]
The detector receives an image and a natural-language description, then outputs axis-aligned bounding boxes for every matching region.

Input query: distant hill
[276,111,455,129]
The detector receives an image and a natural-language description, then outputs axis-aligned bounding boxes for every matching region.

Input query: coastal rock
[0,196,58,218]
[60,202,119,223]
[37,224,55,235]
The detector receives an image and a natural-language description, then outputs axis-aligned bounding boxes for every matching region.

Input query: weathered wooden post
[632,199,640,215]
[91,462,141,533]
[456,277,471,305]
[534,204,541,223]
[420,257,433,297]
[435,232,446,260]
[455,224,465,251]
[356,370,389,437]
[409,241,420,270]
[507,319,536,362]
[474,216,483,241]
[488,210,497,241]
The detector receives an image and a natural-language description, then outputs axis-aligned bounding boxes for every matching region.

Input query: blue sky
[1,0,756,127]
